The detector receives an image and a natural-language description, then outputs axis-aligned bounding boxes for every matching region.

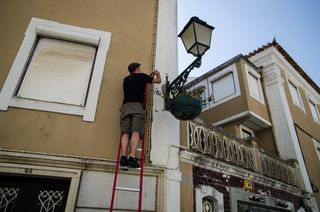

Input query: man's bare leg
[120,133,130,156]
[127,131,141,168]
[129,131,140,157]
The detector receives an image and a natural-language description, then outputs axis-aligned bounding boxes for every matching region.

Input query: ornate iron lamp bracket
[164,56,202,110]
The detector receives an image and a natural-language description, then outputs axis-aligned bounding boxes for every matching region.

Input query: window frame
[0,17,111,122]
[245,64,265,104]
[230,187,294,212]
[208,64,241,107]
[314,139,320,160]
[16,37,97,107]
[189,80,210,111]
[308,98,320,124]
[195,185,224,212]
[288,80,305,112]
[0,162,81,212]
[240,124,255,139]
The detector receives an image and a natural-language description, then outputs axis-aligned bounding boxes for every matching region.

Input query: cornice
[0,148,164,174]
[247,40,320,100]
[180,149,306,197]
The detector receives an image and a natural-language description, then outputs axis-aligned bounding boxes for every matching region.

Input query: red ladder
[109,84,149,212]
[109,133,146,212]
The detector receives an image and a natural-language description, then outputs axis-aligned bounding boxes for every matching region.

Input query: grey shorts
[120,102,147,136]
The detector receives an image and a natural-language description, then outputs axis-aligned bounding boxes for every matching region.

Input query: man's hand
[152,69,161,84]
[151,70,160,76]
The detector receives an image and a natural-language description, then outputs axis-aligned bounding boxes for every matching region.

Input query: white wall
[152,0,181,211]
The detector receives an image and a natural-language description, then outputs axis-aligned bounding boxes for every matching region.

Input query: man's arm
[152,70,161,84]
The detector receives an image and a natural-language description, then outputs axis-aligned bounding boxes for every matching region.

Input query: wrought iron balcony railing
[186,120,303,188]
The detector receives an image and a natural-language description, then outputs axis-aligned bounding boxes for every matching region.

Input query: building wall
[180,121,188,147]
[249,45,320,210]
[0,0,157,159]
[255,128,278,155]
[279,60,320,207]
[296,127,320,207]
[182,45,320,210]
[197,58,272,130]
[198,60,248,124]
[221,122,238,136]
[239,59,270,123]
[194,57,277,155]
[180,162,194,212]
[0,1,172,211]
[282,67,320,140]
[225,121,278,155]
[193,166,305,211]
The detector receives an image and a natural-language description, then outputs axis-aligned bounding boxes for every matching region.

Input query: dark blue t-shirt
[123,73,153,104]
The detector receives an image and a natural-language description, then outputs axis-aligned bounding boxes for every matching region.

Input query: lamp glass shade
[179,17,214,57]
[179,24,196,55]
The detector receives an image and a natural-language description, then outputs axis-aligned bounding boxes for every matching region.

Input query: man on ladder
[110,62,161,211]
[119,62,161,168]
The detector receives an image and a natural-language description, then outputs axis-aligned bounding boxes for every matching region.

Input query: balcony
[182,120,303,188]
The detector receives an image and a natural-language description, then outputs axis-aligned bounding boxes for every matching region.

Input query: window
[191,86,207,109]
[230,187,294,212]
[246,65,264,104]
[189,80,210,110]
[240,125,254,142]
[17,37,96,106]
[0,175,70,212]
[202,196,215,212]
[308,99,320,123]
[195,185,224,212]
[288,81,304,109]
[0,163,81,212]
[242,129,251,138]
[238,201,291,212]
[208,64,240,107]
[0,18,111,122]
[314,139,320,160]
[212,72,235,103]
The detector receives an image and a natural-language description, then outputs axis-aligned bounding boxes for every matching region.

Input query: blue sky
[178,0,320,86]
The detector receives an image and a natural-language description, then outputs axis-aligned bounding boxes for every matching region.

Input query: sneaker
[127,156,140,168]
[120,155,128,167]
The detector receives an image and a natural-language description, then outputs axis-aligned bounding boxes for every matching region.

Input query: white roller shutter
[212,73,235,102]
[18,37,96,106]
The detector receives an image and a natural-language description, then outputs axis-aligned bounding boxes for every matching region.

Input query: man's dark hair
[128,62,141,73]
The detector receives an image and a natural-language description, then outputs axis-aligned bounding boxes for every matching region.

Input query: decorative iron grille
[187,121,302,187]
[188,121,256,171]
[259,151,300,186]
[37,190,64,212]
[0,187,19,211]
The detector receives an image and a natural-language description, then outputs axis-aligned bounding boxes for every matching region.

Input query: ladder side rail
[110,83,150,212]
[109,135,122,212]
[138,134,145,211]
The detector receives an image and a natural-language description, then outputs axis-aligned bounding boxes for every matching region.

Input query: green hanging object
[169,95,202,120]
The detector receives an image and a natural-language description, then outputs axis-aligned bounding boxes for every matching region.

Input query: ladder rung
[119,166,141,171]
[137,148,142,152]
[116,186,140,192]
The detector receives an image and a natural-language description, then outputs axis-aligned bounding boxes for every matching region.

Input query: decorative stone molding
[180,150,304,196]
[195,185,224,212]
[181,121,306,195]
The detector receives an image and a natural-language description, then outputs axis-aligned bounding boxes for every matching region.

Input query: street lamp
[179,16,214,57]
[164,17,214,112]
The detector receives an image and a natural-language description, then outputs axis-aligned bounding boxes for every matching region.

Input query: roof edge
[246,38,320,95]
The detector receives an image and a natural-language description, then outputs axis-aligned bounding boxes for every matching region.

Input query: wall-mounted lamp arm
[167,56,202,98]
[163,56,202,110]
